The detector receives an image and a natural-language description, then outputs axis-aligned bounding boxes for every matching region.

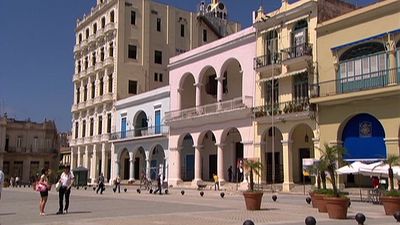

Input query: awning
[331,28,400,52]
[258,68,307,83]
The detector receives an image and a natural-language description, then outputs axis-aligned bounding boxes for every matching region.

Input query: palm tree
[319,144,345,197]
[383,154,400,191]
[308,159,328,190]
[244,159,262,192]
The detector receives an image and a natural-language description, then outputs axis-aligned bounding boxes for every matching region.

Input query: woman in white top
[57,166,74,215]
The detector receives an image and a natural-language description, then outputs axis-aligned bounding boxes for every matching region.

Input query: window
[128,45,137,59]
[85,28,89,39]
[33,137,38,150]
[154,73,163,82]
[107,113,112,133]
[98,116,103,135]
[84,57,88,69]
[293,73,309,102]
[17,136,22,148]
[108,74,113,92]
[99,77,104,95]
[92,52,96,66]
[206,74,217,96]
[128,80,137,94]
[91,81,95,99]
[93,23,97,34]
[109,42,114,57]
[203,29,207,42]
[78,34,82,44]
[90,118,94,136]
[77,61,81,73]
[110,10,115,23]
[83,84,87,101]
[265,79,279,106]
[156,18,161,31]
[82,120,86,138]
[75,122,79,138]
[101,17,106,28]
[100,47,105,61]
[76,87,80,103]
[154,73,158,81]
[154,50,162,64]
[131,11,136,25]
[180,24,185,37]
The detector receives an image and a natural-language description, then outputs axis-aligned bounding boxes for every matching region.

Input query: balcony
[105,22,116,33]
[69,138,77,146]
[73,44,81,53]
[93,96,102,105]
[310,67,400,99]
[77,102,86,110]
[76,138,84,145]
[101,133,110,141]
[165,96,252,122]
[102,93,113,102]
[254,53,281,70]
[92,135,101,143]
[95,61,104,71]
[253,98,314,121]
[84,136,92,144]
[73,73,79,82]
[71,104,78,112]
[110,125,169,141]
[97,29,105,39]
[86,66,95,75]
[281,43,312,64]
[104,57,114,67]
[88,34,96,45]
[85,98,94,107]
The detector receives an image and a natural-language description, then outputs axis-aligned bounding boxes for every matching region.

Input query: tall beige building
[0,115,58,184]
[69,0,240,183]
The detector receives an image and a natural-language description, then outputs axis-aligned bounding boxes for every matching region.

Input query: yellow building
[252,0,355,191]
[312,0,400,186]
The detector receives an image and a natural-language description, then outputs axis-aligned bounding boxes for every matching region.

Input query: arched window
[265,30,278,64]
[78,33,82,44]
[85,28,90,39]
[92,52,96,66]
[110,10,115,23]
[109,42,114,57]
[101,17,106,28]
[93,23,97,34]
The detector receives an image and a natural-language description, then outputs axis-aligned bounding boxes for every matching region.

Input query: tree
[319,144,345,197]
[244,159,262,192]
[382,155,400,191]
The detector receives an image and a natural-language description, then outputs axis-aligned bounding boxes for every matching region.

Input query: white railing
[92,135,101,143]
[88,34,96,44]
[104,57,114,66]
[165,96,252,122]
[95,61,104,71]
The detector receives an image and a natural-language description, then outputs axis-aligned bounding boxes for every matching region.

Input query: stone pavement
[0,186,397,225]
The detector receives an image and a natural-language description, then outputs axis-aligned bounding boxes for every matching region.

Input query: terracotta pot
[243,191,264,210]
[313,194,327,212]
[325,197,349,219]
[309,192,317,208]
[380,196,400,215]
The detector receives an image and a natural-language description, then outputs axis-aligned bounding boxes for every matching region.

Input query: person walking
[57,166,74,215]
[0,169,4,200]
[228,166,233,182]
[153,174,162,195]
[213,173,219,191]
[114,176,121,193]
[15,176,20,187]
[96,173,105,194]
[37,168,51,216]
[9,176,15,188]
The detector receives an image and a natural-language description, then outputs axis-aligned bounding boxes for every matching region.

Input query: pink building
[166,27,256,187]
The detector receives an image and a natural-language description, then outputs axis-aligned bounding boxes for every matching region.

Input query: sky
[0,0,375,132]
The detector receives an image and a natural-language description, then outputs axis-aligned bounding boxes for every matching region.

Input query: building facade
[69,0,240,183]
[59,132,71,166]
[312,0,400,186]
[0,115,58,183]
[109,86,169,183]
[252,0,355,191]
[166,27,256,187]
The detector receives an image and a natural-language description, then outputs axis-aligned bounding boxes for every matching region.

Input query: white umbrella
[336,161,366,175]
[360,163,400,178]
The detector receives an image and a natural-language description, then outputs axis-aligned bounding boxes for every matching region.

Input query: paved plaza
[0,187,397,225]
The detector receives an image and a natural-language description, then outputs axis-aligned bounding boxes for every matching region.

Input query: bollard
[305,216,316,225]
[220,192,225,198]
[84,187,87,190]
[165,189,169,195]
[348,201,351,208]
[93,187,96,191]
[272,195,277,202]
[306,197,311,204]
[355,213,366,225]
[137,189,141,194]
[124,188,127,193]
[394,211,400,222]
[243,220,255,225]
[149,189,153,194]
[181,190,185,195]
[200,191,204,197]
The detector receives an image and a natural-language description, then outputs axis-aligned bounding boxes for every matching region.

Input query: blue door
[155,110,161,134]
[121,117,127,138]
[150,160,157,180]
[185,155,194,181]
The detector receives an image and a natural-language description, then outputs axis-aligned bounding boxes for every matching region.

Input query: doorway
[299,148,311,183]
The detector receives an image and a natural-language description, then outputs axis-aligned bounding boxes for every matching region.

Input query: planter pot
[381,196,400,215]
[243,191,264,210]
[314,194,327,212]
[325,197,350,219]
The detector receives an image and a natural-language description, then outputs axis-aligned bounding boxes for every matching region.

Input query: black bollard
[306,197,312,204]
[137,189,141,194]
[84,187,87,190]
[93,187,96,191]
[394,211,400,222]
[149,189,153,194]
[348,201,351,208]
[165,189,168,195]
[200,191,204,197]
[76,186,79,190]
[181,190,185,195]
[272,195,277,202]
[305,216,316,225]
[124,188,127,193]
[355,213,366,225]
[220,192,225,198]
[243,220,255,225]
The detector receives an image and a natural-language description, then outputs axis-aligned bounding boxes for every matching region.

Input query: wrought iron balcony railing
[310,67,400,98]
[110,125,169,140]
[253,98,313,118]
[254,53,281,69]
[165,96,253,122]
[281,43,312,61]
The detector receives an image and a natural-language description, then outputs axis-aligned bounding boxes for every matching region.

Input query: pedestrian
[154,174,162,195]
[228,166,233,182]
[37,168,51,216]
[213,173,219,191]
[57,165,74,215]
[15,176,20,187]
[10,176,15,188]
[371,176,379,189]
[96,173,105,194]
[0,169,4,200]
[114,176,121,193]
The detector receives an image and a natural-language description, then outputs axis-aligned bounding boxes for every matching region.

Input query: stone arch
[198,130,217,181]
[119,148,130,180]
[262,126,284,183]
[179,73,196,110]
[198,66,218,106]
[220,127,243,182]
[339,42,385,61]
[133,147,146,180]
[179,133,195,181]
[149,144,166,180]
[219,58,243,101]
[133,110,148,137]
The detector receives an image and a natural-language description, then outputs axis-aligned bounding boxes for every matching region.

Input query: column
[216,76,224,103]
[91,145,97,182]
[84,145,89,169]
[177,88,183,110]
[145,159,151,180]
[282,139,294,192]
[77,146,82,167]
[193,145,203,185]
[216,143,225,184]
[114,160,120,179]
[70,147,75,170]
[101,143,106,176]
[387,38,397,83]
[129,151,135,181]
[168,147,182,186]
[194,83,202,107]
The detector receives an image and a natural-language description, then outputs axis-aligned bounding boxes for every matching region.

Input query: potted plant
[242,159,263,210]
[308,161,329,210]
[379,154,400,215]
[319,144,350,219]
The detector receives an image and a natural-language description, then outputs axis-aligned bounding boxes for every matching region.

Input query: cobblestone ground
[0,187,396,225]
